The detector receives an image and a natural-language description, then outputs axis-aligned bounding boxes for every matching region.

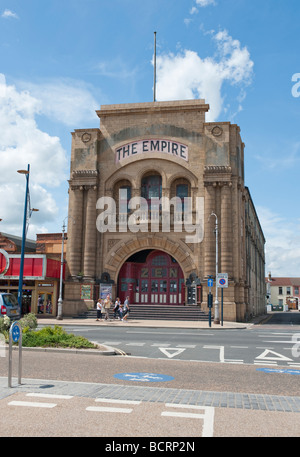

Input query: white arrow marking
[256,349,293,362]
[159,347,186,358]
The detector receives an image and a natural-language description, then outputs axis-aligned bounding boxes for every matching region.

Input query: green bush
[22,325,97,349]
[20,313,37,330]
[0,315,11,341]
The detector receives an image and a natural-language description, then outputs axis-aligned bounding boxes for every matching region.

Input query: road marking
[263,340,299,344]
[230,346,248,349]
[159,347,186,358]
[86,406,133,413]
[8,401,57,408]
[254,361,278,366]
[176,344,196,348]
[26,393,73,399]
[255,349,293,362]
[224,359,244,364]
[152,343,170,347]
[126,342,145,346]
[162,404,215,438]
[103,341,122,345]
[203,345,225,362]
[95,398,141,405]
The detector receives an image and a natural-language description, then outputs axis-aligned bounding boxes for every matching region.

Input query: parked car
[0,293,21,320]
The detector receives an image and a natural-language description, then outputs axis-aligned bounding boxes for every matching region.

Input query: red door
[118,251,184,305]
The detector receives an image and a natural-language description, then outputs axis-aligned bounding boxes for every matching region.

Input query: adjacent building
[0,232,63,315]
[266,273,300,310]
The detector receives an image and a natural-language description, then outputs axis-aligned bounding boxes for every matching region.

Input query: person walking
[113,297,120,319]
[96,298,102,321]
[103,294,112,320]
[123,296,130,321]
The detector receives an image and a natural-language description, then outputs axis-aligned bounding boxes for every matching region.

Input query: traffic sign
[114,372,174,382]
[207,278,213,288]
[10,321,21,343]
[217,273,228,288]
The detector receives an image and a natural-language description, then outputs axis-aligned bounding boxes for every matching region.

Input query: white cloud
[155,29,254,121]
[0,74,68,237]
[1,9,18,19]
[17,78,99,127]
[195,0,216,7]
[257,206,300,276]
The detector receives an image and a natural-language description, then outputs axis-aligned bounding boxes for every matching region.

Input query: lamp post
[210,212,220,324]
[57,216,74,320]
[17,165,38,316]
[57,220,66,320]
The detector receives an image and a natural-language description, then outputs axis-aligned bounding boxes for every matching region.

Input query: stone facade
[64,100,266,321]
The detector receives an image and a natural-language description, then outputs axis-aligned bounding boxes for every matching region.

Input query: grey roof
[1,232,36,252]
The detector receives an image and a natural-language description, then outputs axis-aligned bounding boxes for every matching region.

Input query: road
[0,312,299,438]
[57,312,300,368]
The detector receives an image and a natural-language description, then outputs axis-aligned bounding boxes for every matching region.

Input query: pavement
[37,314,267,330]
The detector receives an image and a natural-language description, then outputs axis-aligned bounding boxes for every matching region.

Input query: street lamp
[17,165,38,315]
[210,212,220,324]
[57,216,74,320]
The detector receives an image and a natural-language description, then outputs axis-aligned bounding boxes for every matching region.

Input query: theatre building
[64,99,265,322]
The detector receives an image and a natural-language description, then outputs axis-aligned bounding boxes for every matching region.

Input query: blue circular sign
[10,322,21,343]
[114,372,174,382]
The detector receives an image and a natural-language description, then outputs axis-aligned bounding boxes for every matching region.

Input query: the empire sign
[116,139,189,163]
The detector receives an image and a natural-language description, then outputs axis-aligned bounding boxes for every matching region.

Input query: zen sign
[217,273,228,288]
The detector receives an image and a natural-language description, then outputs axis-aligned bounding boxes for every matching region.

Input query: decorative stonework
[81,132,92,143]
[211,125,223,137]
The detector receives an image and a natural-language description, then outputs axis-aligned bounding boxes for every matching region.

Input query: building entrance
[118,250,184,305]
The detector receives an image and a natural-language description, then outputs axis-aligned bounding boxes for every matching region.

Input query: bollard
[208,293,213,327]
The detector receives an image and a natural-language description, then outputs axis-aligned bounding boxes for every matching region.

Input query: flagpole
[153,31,157,102]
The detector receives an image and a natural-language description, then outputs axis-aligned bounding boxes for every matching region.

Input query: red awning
[0,253,64,280]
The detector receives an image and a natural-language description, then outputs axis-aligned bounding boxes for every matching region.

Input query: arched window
[113,179,132,217]
[141,174,162,203]
[119,185,131,213]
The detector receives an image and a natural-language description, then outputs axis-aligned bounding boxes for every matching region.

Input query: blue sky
[0,0,299,276]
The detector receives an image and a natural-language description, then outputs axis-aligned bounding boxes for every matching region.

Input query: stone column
[83,186,97,280]
[68,186,84,278]
[204,183,216,278]
[220,183,233,277]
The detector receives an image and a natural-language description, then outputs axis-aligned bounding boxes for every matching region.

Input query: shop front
[0,253,63,316]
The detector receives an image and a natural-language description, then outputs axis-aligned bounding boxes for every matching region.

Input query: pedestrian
[118,301,123,320]
[103,294,112,320]
[96,298,103,321]
[113,297,120,319]
[123,296,130,321]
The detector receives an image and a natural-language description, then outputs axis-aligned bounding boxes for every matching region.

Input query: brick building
[266,273,300,310]
[0,232,63,315]
[63,99,265,322]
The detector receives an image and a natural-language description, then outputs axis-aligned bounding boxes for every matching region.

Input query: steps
[80,303,210,322]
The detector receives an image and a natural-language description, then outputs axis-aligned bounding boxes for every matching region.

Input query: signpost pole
[8,330,12,388]
[207,277,213,327]
[216,273,228,327]
[221,288,223,327]
[8,321,22,388]
[18,326,22,385]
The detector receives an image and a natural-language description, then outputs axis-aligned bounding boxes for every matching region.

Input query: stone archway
[103,235,197,284]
